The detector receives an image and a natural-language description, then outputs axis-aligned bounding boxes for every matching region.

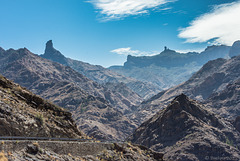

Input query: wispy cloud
[178,1,240,45]
[175,48,205,54]
[88,0,175,21]
[111,47,158,56]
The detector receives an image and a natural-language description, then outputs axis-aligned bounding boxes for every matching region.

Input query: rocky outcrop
[41,40,161,99]
[42,40,68,65]
[0,74,84,138]
[129,94,240,161]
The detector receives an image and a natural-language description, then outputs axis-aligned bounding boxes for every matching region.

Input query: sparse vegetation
[36,113,44,125]
[225,136,234,147]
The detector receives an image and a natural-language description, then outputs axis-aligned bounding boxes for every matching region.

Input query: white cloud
[178,1,240,45]
[111,47,158,56]
[175,48,205,54]
[88,0,175,21]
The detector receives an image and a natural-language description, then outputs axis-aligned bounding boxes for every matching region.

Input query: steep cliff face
[42,40,68,65]
[41,40,160,99]
[129,94,240,161]
[0,47,137,140]
[123,45,230,68]
[0,74,84,138]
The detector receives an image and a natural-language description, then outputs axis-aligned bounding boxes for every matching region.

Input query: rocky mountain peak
[172,93,187,103]
[19,47,31,54]
[42,40,68,65]
[229,40,240,57]
[129,95,240,160]
[44,40,60,55]
[167,94,201,115]
[162,94,223,129]
[45,40,54,51]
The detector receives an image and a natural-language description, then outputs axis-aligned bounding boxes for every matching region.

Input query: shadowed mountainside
[129,94,240,161]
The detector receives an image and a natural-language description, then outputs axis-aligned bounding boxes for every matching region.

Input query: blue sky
[0,0,239,67]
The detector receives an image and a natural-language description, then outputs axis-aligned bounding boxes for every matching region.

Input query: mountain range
[41,40,161,99]
[110,45,230,89]
[1,40,240,160]
[130,42,240,125]
[0,47,139,140]
[0,74,163,161]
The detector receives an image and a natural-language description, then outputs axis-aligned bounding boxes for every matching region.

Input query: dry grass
[0,151,8,161]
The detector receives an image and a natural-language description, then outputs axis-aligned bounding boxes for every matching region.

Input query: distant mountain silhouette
[110,44,232,90]
[123,45,230,68]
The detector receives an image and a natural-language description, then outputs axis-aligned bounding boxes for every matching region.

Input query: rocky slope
[37,80,137,141]
[130,47,240,125]
[0,47,142,114]
[41,40,161,99]
[129,94,240,161]
[0,73,162,160]
[0,47,138,140]
[3,142,163,161]
[234,116,240,133]
[110,45,230,90]
[205,78,240,120]
[0,74,84,138]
